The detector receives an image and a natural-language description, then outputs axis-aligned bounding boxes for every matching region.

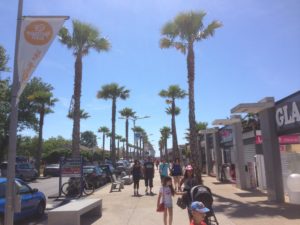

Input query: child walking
[157,176,176,225]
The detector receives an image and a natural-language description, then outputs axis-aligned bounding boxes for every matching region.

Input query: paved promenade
[82,170,300,225]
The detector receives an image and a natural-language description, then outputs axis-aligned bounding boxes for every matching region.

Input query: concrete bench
[48,198,102,225]
[110,174,124,192]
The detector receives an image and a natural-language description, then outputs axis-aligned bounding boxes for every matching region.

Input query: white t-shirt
[159,186,172,206]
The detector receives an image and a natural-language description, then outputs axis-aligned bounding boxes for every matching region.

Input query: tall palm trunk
[125,119,129,159]
[72,54,82,157]
[165,139,169,162]
[122,142,125,158]
[36,107,45,176]
[171,99,179,160]
[142,139,145,159]
[102,132,105,160]
[187,42,202,184]
[159,147,162,160]
[111,97,116,165]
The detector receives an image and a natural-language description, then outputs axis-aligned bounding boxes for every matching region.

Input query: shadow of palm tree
[212,192,300,220]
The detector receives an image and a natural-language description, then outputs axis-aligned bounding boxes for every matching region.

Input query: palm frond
[93,38,111,52]
[58,27,73,49]
[159,38,173,49]
[161,22,179,39]
[198,20,222,40]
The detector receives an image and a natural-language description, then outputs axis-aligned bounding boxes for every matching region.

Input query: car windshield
[0,181,22,198]
[17,163,34,169]
[47,164,59,168]
[83,168,94,173]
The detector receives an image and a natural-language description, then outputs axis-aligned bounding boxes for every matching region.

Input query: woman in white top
[157,176,175,225]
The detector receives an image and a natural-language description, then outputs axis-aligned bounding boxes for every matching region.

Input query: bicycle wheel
[61,182,81,197]
[83,181,95,195]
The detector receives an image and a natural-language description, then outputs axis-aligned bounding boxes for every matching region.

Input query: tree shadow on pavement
[212,192,300,220]
[16,214,47,225]
[81,214,102,225]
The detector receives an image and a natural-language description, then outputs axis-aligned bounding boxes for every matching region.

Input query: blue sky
[1,0,299,153]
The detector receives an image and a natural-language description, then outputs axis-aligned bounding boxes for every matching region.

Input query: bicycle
[61,176,95,197]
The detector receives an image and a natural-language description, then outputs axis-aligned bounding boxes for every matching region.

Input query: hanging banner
[17,16,68,99]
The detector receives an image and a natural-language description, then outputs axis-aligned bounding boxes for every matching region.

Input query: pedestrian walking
[189,201,210,225]
[170,158,183,191]
[159,158,169,181]
[131,160,142,196]
[157,176,175,225]
[179,165,198,221]
[144,156,155,195]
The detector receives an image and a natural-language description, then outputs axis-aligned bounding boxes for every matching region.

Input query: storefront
[219,126,235,181]
[275,91,300,195]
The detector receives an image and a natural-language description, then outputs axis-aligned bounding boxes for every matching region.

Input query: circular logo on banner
[24,20,53,45]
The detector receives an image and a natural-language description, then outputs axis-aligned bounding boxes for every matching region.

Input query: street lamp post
[5,1,23,224]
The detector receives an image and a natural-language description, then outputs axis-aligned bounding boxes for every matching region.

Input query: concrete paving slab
[77,171,300,225]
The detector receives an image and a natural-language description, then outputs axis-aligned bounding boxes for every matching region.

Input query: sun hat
[185,165,193,171]
[190,201,210,213]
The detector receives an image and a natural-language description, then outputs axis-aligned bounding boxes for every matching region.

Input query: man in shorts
[143,157,155,195]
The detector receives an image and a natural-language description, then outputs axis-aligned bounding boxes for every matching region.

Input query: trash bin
[287,173,300,205]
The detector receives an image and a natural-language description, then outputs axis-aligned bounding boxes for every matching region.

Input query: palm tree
[58,20,110,157]
[115,135,122,159]
[97,83,130,165]
[158,138,164,160]
[119,107,136,159]
[165,106,181,159]
[106,132,112,156]
[185,121,208,141]
[142,133,149,158]
[132,126,144,159]
[120,138,126,158]
[67,109,90,120]
[160,126,171,162]
[98,126,110,160]
[27,79,58,175]
[160,11,222,183]
[159,85,186,159]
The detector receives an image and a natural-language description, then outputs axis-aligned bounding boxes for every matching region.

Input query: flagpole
[5,0,23,224]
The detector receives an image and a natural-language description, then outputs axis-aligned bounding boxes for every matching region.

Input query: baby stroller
[190,185,219,225]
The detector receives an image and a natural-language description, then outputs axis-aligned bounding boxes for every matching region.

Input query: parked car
[99,164,115,182]
[0,178,46,223]
[43,164,60,177]
[0,162,38,181]
[117,160,129,167]
[83,166,107,188]
[115,162,131,176]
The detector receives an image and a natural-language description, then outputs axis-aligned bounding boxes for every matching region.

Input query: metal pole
[5,0,23,224]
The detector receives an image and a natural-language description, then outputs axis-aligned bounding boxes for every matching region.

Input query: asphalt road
[28,177,68,201]
[16,177,109,225]
[16,177,68,225]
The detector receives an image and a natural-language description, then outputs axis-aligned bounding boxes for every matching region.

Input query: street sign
[275,91,300,135]
[61,157,82,177]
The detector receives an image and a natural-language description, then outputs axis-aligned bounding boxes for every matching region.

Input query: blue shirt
[159,163,169,177]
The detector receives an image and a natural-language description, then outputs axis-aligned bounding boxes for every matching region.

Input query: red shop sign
[256,134,300,145]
